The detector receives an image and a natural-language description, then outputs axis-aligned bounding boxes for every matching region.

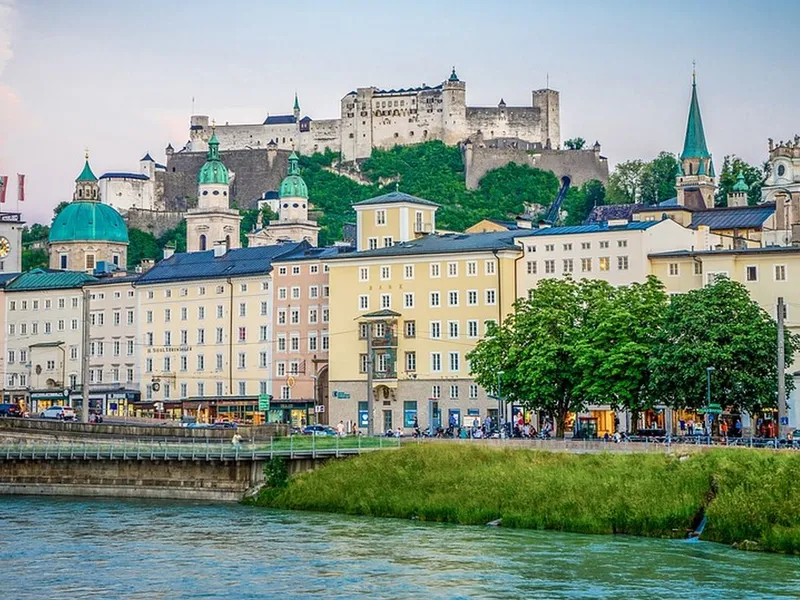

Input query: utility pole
[778,296,786,439]
[366,321,374,437]
[81,288,91,423]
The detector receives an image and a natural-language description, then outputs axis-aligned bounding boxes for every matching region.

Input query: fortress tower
[185,131,242,252]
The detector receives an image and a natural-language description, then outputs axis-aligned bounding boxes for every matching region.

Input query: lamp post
[497,371,504,436]
[706,366,715,437]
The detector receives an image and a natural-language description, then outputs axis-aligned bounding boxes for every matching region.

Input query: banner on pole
[17,174,25,203]
[0,175,7,204]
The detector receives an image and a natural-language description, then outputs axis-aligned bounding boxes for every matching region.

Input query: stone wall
[126,208,185,238]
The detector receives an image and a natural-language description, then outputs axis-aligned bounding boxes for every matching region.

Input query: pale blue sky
[0,0,798,224]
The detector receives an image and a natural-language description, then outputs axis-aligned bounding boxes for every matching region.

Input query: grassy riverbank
[250,444,800,554]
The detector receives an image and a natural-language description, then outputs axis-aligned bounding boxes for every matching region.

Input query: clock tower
[0,175,24,273]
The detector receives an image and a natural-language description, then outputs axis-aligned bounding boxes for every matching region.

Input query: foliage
[562,179,606,225]
[715,155,765,207]
[22,248,48,271]
[468,278,615,436]
[53,201,69,218]
[263,457,289,489]
[22,223,49,245]
[157,220,187,254]
[606,159,645,204]
[477,162,559,222]
[649,277,797,415]
[564,137,586,150]
[639,152,679,205]
[254,444,800,554]
[239,205,277,247]
[127,229,161,267]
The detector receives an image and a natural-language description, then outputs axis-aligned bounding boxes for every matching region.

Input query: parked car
[0,403,22,417]
[302,424,337,436]
[210,422,238,430]
[39,406,77,421]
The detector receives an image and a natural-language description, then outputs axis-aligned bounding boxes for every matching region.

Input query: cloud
[0,0,14,77]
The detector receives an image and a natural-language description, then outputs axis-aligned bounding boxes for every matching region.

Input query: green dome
[732,172,748,192]
[198,132,229,185]
[49,201,129,244]
[279,152,308,199]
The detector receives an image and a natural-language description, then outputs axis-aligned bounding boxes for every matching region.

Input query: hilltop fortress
[187,69,560,162]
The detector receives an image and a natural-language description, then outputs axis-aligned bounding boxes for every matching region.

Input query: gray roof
[273,244,355,263]
[0,272,20,288]
[263,115,296,125]
[84,273,141,286]
[529,221,659,237]
[328,229,535,260]
[690,204,775,230]
[353,191,440,208]
[136,243,306,285]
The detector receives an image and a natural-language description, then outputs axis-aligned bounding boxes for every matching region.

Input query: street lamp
[706,367,715,436]
[497,371,504,436]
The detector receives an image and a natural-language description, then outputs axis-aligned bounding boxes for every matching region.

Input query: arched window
[689,163,693,175]
[225,235,231,249]
[78,188,83,198]
[199,234,207,251]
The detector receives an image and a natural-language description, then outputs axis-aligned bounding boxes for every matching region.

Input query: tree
[649,277,797,416]
[577,276,668,431]
[239,205,277,247]
[127,229,160,267]
[562,179,605,225]
[22,223,50,246]
[476,162,559,221]
[639,152,679,205]
[468,278,614,437]
[22,248,48,271]
[564,137,586,150]
[715,155,765,207]
[157,221,187,254]
[606,160,645,204]
[53,201,69,219]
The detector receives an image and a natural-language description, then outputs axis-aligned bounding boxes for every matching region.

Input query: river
[1,496,797,599]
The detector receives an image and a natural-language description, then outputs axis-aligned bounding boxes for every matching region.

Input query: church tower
[675,71,716,209]
[74,152,99,201]
[185,131,242,253]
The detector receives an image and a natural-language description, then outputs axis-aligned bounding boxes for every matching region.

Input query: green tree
[53,201,69,219]
[606,159,645,204]
[22,223,50,246]
[562,179,605,225]
[239,205,277,247]
[468,278,613,436]
[649,277,797,416]
[577,276,668,430]
[22,248,48,271]
[639,152,679,205]
[127,229,160,267]
[157,221,187,253]
[476,162,559,221]
[715,155,765,207]
[564,137,586,150]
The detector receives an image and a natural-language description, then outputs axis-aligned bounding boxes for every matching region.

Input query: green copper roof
[697,159,706,176]
[198,132,229,185]
[49,201,129,243]
[293,93,300,111]
[733,172,748,192]
[449,67,459,82]
[6,268,97,291]
[675,161,683,177]
[708,157,716,178]
[279,151,308,199]
[76,158,97,182]
[680,78,710,160]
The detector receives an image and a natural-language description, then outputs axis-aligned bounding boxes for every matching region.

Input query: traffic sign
[781,417,789,426]
[258,394,271,411]
[699,403,722,414]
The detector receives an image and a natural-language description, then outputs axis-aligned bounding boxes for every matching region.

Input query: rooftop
[691,204,775,230]
[136,242,307,285]
[273,244,355,263]
[353,191,440,208]
[5,269,97,292]
[526,221,660,237]
[649,245,800,259]
[84,273,141,286]
[263,115,297,125]
[99,172,149,181]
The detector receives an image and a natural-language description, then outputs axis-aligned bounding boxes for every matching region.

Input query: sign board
[258,394,271,411]
[781,416,789,426]
[699,403,722,415]
[332,391,351,399]
[314,405,325,413]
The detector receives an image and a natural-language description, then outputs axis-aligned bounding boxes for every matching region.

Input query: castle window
[199,235,207,251]
[410,131,414,136]
[203,191,208,195]
[85,254,96,270]
[60,254,68,269]
[78,189,83,198]
[394,133,399,138]
[213,190,219,195]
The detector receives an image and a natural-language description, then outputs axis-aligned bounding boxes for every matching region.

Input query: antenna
[546,72,549,89]
[191,96,195,114]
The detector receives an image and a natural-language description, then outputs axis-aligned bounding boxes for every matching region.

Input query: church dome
[279,152,308,199]
[732,172,749,193]
[49,201,129,244]
[198,132,229,185]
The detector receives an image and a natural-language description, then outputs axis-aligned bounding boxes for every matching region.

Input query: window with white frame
[447,262,458,277]
[468,320,479,338]
[380,266,391,280]
[450,385,459,399]
[359,267,369,282]
[618,256,629,271]
[485,260,496,275]
[485,289,496,305]
[430,263,440,278]
[448,291,459,307]
[375,209,386,225]
[467,261,477,276]
[431,352,442,372]
[381,294,391,309]
[359,295,369,310]
[430,321,441,339]
[775,264,787,282]
[404,264,414,279]
[429,291,440,307]
[405,351,416,371]
[449,352,460,372]
[469,384,478,399]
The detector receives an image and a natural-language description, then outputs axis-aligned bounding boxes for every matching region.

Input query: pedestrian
[351,422,358,437]
[337,420,345,437]
[687,419,694,435]
[231,432,242,450]
[734,418,742,437]
[679,419,686,435]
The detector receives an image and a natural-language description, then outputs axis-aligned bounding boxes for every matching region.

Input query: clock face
[0,237,10,258]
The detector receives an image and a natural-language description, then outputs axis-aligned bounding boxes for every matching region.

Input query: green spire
[733,171,748,192]
[76,152,97,182]
[675,161,683,178]
[197,130,229,185]
[697,158,706,176]
[680,74,710,160]
[279,152,308,199]
[708,157,716,178]
[293,92,300,112]
[207,131,221,161]
[449,67,459,82]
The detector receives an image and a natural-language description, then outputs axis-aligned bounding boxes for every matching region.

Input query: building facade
[99,153,165,213]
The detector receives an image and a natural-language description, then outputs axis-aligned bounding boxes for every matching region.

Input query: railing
[0,435,403,462]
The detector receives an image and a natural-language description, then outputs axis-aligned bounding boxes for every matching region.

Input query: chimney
[213,240,228,258]
[139,259,155,272]
[163,245,175,260]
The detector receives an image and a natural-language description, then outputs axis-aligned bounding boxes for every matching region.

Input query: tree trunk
[630,410,640,435]
[555,411,568,439]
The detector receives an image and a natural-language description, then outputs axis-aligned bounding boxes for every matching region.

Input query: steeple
[681,71,710,160]
[449,67,459,82]
[76,151,97,182]
[197,130,229,185]
[293,92,300,119]
[74,151,99,201]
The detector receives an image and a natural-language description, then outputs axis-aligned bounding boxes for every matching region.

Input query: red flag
[0,175,7,204]
[17,174,24,203]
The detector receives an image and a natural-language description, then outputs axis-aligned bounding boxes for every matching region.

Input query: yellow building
[353,191,438,251]
[327,192,528,432]
[650,245,800,430]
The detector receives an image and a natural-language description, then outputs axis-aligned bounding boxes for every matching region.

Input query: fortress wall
[126,208,185,238]
[466,107,543,143]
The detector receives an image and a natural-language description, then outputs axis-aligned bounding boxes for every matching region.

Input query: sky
[0,0,798,225]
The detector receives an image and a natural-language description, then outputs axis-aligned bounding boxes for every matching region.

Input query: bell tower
[675,69,716,209]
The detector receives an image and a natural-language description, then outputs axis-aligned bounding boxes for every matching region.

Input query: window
[429,291,440,307]
[775,264,787,282]
[276,362,286,377]
[404,401,418,427]
[145,358,153,373]
[376,209,386,225]
[430,321,441,339]
[322,307,329,323]
[618,256,629,271]
[290,335,300,352]
[127,340,134,355]
[198,306,205,319]
[404,264,414,280]
[127,310,134,325]
[581,242,591,250]
[164,331,172,346]
[431,352,442,372]
[485,289,496,305]
[238,327,247,342]
[216,285,225,294]
[430,263,441,278]
[618,240,628,248]
[290,309,300,324]
[278,309,287,325]
[164,308,171,322]
[260,325,268,341]
[199,286,206,295]
[163,357,171,372]
[308,334,318,351]
[599,241,609,249]
[380,266,390,280]
[197,329,205,344]
[309,308,318,324]
[382,236,394,248]
[403,292,414,308]
[359,354,368,373]
[276,336,286,352]
[359,267,369,282]
[238,352,246,369]
[668,263,680,277]
[469,384,478,399]
[197,382,205,397]
[238,381,247,396]
[431,385,441,399]
[563,258,574,274]
[599,257,610,272]
[291,287,300,300]
[180,355,188,371]
[544,259,555,274]
[447,262,458,277]
[467,261,477,276]
[217,353,224,371]
[309,286,319,299]
[197,354,205,371]
[292,266,301,275]
[467,290,478,306]
[368,238,378,250]
[468,320,479,338]
[278,288,287,300]
[448,291,459,307]
[309,264,319,275]
[322,332,329,351]
[694,261,703,275]
[359,295,369,310]
[449,385,459,399]
[527,261,537,275]
[281,386,291,400]
[380,294,391,309]
[404,320,416,338]
[146,310,153,324]
[485,260,496,275]
[405,351,416,372]
[216,382,224,396]
[278,267,287,276]
[323,286,329,298]
[239,303,247,317]
[581,258,592,273]
[215,328,223,344]
[545,244,555,252]
[448,321,459,339]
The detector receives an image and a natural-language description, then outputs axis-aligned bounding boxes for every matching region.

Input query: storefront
[30,390,70,414]
[269,399,316,427]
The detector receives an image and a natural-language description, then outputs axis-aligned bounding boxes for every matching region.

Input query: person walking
[337,421,345,437]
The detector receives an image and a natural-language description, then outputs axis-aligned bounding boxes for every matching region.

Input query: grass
[250,444,800,554]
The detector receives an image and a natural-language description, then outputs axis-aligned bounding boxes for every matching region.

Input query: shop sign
[332,391,351,399]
